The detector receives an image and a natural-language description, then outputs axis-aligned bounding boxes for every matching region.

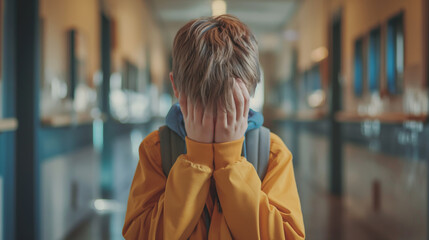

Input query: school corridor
[0,0,428,239]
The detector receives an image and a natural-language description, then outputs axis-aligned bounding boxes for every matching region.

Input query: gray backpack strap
[161,125,270,180]
[159,125,211,232]
[243,126,271,180]
[159,126,186,177]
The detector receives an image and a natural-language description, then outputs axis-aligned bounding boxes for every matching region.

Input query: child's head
[170,14,260,111]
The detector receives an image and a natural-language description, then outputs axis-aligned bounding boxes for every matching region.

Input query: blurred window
[304,65,321,94]
[368,27,381,93]
[305,65,324,108]
[310,65,321,91]
[386,13,404,94]
[354,38,364,96]
[123,60,139,92]
[109,63,153,123]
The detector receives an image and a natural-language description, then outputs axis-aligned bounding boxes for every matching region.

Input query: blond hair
[172,14,260,111]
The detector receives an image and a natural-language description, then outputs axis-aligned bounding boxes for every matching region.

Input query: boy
[122,15,305,240]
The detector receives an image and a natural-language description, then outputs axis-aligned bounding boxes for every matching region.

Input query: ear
[169,72,179,99]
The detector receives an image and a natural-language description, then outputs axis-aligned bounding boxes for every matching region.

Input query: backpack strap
[159,126,211,233]
[159,126,186,177]
[241,126,271,180]
[160,125,271,180]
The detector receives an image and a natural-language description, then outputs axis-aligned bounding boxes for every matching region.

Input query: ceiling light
[212,0,227,16]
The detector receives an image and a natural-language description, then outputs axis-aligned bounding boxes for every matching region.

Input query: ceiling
[147,0,300,51]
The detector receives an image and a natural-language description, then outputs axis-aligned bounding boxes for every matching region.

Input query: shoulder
[138,130,161,165]
[268,132,293,165]
[139,130,160,150]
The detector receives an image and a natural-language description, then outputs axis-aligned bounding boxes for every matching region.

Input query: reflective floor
[65,127,427,240]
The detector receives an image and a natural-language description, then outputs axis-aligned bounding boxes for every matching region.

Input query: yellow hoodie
[122,130,305,240]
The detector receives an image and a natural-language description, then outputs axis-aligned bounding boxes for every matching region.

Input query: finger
[238,80,250,118]
[233,80,244,121]
[187,95,193,121]
[179,93,187,118]
[227,81,236,125]
[202,104,214,126]
[194,101,203,124]
[217,100,227,128]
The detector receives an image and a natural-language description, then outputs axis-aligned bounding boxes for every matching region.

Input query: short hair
[172,14,260,111]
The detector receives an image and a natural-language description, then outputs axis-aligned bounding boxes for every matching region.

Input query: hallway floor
[65,129,427,240]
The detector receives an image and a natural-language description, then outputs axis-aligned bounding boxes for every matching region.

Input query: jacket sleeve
[213,133,305,240]
[122,131,213,240]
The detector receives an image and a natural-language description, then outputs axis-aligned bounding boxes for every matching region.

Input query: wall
[39,0,168,100]
[103,0,168,89]
[279,0,425,113]
[285,0,329,72]
[342,0,424,112]
[39,0,100,88]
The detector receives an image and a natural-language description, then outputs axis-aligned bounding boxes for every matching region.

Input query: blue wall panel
[38,124,94,161]
[1,0,16,238]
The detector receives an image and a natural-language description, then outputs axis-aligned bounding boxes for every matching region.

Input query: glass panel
[368,28,381,92]
[395,15,404,91]
[304,65,325,109]
[386,20,396,93]
[386,13,404,94]
[354,38,364,96]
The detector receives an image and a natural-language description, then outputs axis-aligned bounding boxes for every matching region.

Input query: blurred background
[0,0,428,239]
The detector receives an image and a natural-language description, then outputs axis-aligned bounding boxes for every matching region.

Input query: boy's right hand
[179,93,214,144]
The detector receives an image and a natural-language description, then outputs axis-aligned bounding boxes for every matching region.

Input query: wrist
[185,137,214,168]
[213,137,244,170]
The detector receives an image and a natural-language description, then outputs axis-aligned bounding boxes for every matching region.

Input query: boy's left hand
[179,93,215,144]
[214,79,250,143]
